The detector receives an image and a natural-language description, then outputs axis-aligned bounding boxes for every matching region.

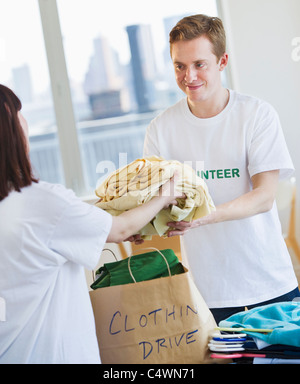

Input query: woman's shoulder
[28,181,77,204]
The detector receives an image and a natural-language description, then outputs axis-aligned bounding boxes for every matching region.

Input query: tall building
[126,24,157,113]
[12,64,33,103]
[162,14,190,105]
[84,36,130,118]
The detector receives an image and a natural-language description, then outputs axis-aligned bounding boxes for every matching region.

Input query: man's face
[171,36,228,104]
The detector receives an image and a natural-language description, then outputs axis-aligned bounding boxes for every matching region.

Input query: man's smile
[185,83,205,91]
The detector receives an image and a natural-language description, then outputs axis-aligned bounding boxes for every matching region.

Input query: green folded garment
[91,248,185,290]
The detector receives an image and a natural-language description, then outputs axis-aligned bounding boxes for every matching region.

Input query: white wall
[219,0,300,243]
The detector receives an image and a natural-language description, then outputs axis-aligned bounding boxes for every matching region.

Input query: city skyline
[0,0,220,189]
[10,16,190,123]
[0,0,218,97]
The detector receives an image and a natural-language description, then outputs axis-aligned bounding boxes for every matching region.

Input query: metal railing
[29,111,158,193]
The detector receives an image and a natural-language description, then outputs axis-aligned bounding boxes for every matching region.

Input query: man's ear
[219,53,229,71]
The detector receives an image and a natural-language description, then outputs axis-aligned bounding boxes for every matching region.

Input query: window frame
[38,0,87,195]
[38,0,227,197]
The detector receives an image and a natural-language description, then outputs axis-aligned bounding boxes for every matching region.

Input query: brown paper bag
[90,257,217,364]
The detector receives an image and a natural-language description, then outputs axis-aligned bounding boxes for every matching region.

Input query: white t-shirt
[144,89,298,308]
[0,181,112,364]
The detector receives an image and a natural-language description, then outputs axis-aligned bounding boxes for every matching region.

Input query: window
[0,0,64,184]
[57,0,219,194]
[1,0,221,196]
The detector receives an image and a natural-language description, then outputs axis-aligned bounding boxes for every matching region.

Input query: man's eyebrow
[173,59,208,64]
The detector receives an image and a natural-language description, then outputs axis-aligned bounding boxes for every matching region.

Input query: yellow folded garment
[95,156,215,238]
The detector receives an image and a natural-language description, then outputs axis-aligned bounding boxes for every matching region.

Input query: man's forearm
[167,170,279,235]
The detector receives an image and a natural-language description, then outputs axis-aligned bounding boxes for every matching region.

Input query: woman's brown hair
[0,84,38,201]
[169,14,226,61]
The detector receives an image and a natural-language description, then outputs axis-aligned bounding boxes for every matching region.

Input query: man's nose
[184,67,197,82]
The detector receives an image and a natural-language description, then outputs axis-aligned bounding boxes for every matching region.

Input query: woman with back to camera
[0,84,182,364]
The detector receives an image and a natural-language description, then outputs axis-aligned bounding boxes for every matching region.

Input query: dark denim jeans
[210,286,300,325]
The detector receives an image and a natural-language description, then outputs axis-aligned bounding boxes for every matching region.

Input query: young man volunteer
[143,14,300,324]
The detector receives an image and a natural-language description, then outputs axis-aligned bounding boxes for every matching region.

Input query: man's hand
[167,210,219,236]
[166,170,279,237]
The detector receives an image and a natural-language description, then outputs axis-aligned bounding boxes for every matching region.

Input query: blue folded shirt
[219,301,300,347]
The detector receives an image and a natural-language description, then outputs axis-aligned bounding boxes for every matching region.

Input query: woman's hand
[123,172,186,243]
[124,234,144,245]
[159,171,185,208]
[107,171,186,244]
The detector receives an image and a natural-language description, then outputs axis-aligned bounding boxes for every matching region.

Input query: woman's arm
[107,174,183,243]
[167,170,279,236]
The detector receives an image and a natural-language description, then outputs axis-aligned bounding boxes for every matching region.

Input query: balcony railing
[29,111,159,193]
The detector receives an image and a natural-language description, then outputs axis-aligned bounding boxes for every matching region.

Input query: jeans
[210,286,300,325]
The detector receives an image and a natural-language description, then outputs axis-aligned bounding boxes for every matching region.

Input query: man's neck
[187,88,230,119]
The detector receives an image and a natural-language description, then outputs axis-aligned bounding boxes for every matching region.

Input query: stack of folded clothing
[208,302,300,364]
[95,156,215,238]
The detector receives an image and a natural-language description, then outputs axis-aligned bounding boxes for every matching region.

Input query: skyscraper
[84,36,130,118]
[12,64,33,103]
[126,24,157,113]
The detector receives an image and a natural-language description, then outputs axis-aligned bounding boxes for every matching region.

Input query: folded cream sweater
[95,156,215,238]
